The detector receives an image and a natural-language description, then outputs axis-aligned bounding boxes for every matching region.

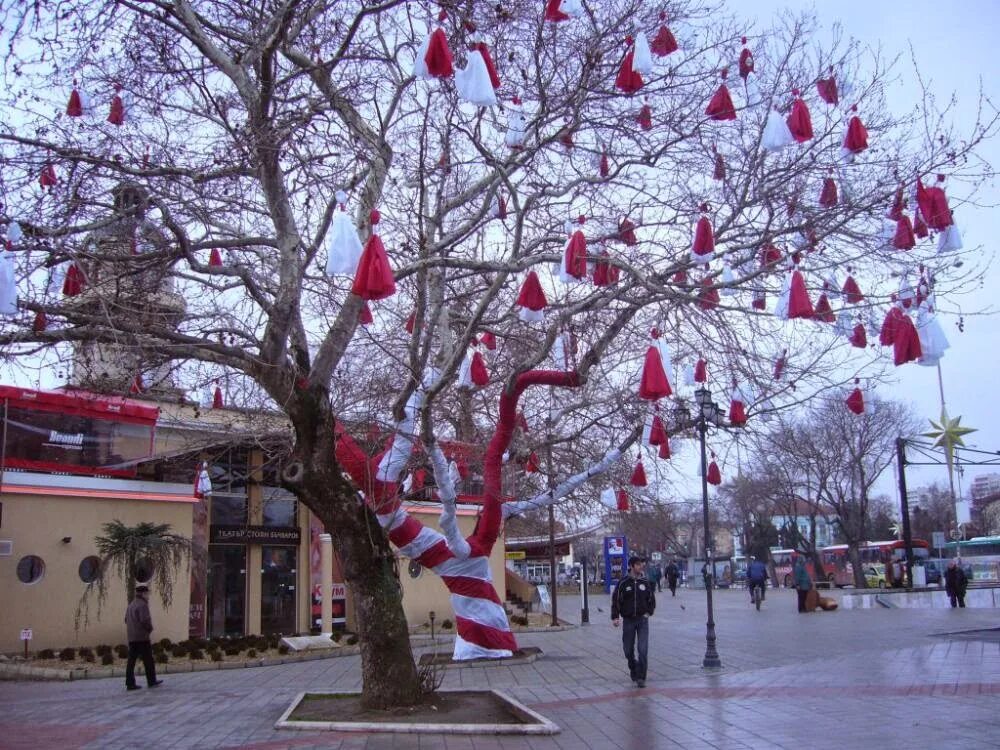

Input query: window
[134,558,154,583]
[263,489,296,527]
[211,493,248,526]
[78,556,101,583]
[16,555,45,584]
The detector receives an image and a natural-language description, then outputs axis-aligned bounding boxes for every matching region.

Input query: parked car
[922,560,942,585]
[864,564,887,589]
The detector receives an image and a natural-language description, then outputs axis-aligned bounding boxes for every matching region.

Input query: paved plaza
[2,587,998,749]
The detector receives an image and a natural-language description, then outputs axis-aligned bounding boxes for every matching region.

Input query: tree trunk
[847,544,867,588]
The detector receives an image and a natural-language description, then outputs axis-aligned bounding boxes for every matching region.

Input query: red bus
[770,540,931,588]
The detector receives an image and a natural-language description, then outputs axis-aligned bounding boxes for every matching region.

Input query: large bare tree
[0,1,994,706]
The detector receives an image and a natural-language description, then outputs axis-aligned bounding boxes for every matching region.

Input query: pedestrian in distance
[125,584,163,691]
[649,562,662,592]
[944,559,968,608]
[747,555,768,610]
[611,556,656,688]
[665,559,680,596]
[701,562,711,590]
[794,556,813,613]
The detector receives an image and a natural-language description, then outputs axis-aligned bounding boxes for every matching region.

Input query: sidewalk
[1,587,997,749]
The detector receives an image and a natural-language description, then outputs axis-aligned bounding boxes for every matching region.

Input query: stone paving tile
[2,588,999,750]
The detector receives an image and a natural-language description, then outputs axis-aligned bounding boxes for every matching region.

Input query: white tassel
[6,221,23,245]
[720,263,736,296]
[632,31,654,74]
[196,462,213,497]
[518,307,545,323]
[682,363,696,387]
[454,49,497,107]
[457,349,474,389]
[560,0,584,18]
[505,103,527,148]
[412,32,432,79]
[599,487,619,510]
[835,310,853,338]
[325,205,364,276]
[653,339,674,383]
[0,252,17,316]
[762,108,795,151]
[937,224,963,254]
[916,305,950,366]
[773,272,791,320]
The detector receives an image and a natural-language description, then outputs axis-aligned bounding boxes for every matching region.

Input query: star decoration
[922,408,976,474]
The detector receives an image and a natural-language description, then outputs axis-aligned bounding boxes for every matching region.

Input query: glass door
[261,546,297,634]
[207,545,246,637]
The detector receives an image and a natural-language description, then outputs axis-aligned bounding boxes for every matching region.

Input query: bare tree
[0,1,994,707]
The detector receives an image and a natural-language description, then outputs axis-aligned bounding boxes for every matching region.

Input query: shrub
[224,647,240,656]
[247,648,257,658]
[189,648,204,660]
[171,645,188,658]
[205,643,219,653]
[38,649,55,659]
[83,652,96,663]
[115,644,129,659]
[211,650,223,662]
[277,644,289,655]
[95,645,111,657]
[331,632,342,643]
[158,638,172,650]
[346,634,358,646]
[441,619,453,630]
[101,653,114,666]
[155,652,168,664]
[511,615,529,627]
[59,647,76,661]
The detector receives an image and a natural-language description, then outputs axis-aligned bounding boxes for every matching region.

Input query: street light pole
[698,409,722,669]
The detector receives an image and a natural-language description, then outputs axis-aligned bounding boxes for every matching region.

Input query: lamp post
[673,386,730,669]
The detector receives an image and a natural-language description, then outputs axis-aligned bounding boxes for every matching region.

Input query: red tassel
[563,230,588,280]
[816,71,839,105]
[752,290,766,310]
[887,187,905,221]
[651,16,678,56]
[32,310,47,333]
[209,248,223,267]
[880,306,904,346]
[850,323,867,349]
[636,103,652,130]
[705,74,737,121]
[728,398,747,426]
[473,42,501,89]
[599,150,610,178]
[66,86,83,117]
[424,28,454,78]
[630,459,648,487]
[62,262,84,297]
[525,451,540,473]
[649,414,667,446]
[917,175,954,230]
[692,215,715,257]
[843,110,868,153]
[39,163,57,188]
[893,215,916,250]
[618,217,638,246]
[616,488,630,511]
[786,93,813,142]
[893,314,922,366]
[517,271,548,313]
[351,214,396,301]
[479,331,497,350]
[698,278,720,310]
[712,149,726,180]
[841,274,863,304]
[658,439,671,460]
[913,210,929,239]
[213,384,224,409]
[673,269,688,285]
[694,358,707,383]
[615,46,644,94]
[470,351,489,387]
[706,459,722,486]
[593,251,618,287]
[759,243,781,269]
[130,373,144,395]
[560,127,575,149]
[787,270,814,319]
[773,351,787,380]
[544,0,569,22]
[108,86,125,126]
[638,346,671,400]
[845,381,865,415]
[819,177,838,207]
[738,39,754,80]
[813,292,835,323]
[405,311,416,333]
[496,195,507,220]
[358,301,373,325]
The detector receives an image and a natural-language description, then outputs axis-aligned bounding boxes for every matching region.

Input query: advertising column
[603,535,628,594]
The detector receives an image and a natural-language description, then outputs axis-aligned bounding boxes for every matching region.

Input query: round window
[78,556,102,583]
[134,558,154,583]
[16,555,45,584]
[407,559,422,579]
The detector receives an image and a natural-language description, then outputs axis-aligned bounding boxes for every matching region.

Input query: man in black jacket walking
[611,556,656,687]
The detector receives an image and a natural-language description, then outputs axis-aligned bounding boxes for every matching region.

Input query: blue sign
[603,535,628,594]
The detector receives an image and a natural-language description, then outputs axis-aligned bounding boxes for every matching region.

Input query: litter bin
[912,566,926,587]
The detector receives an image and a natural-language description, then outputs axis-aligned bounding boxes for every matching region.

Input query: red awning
[0,385,160,425]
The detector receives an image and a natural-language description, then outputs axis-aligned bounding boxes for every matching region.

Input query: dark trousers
[668,577,678,596]
[749,580,766,601]
[126,641,157,687]
[622,615,649,681]
[949,592,966,608]
[797,589,810,613]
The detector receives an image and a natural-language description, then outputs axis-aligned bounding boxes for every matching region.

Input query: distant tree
[981,501,1000,536]
[76,520,191,630]
[909,483,956,541]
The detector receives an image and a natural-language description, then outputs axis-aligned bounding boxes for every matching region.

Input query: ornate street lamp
[673,385,739,669]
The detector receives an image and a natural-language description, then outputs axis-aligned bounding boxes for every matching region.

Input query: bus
[770,540,931,588]
[941,535,1000,582]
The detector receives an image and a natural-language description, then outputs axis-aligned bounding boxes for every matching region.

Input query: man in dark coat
[665,560,680,596]
[611,556,656,687]
[944,559,968,608]
[125,585,163,690]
